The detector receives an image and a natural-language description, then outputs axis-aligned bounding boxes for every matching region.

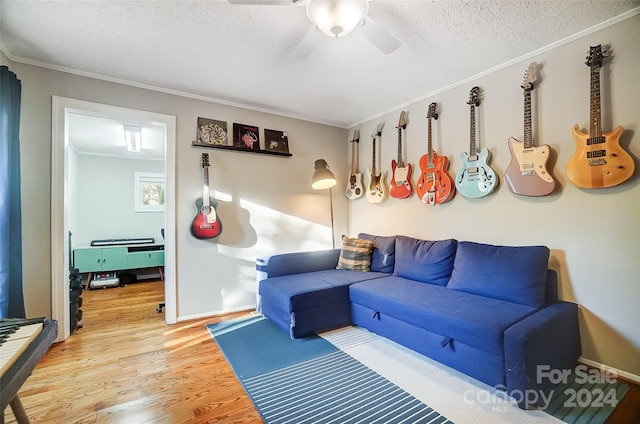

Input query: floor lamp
[311,159,337,249]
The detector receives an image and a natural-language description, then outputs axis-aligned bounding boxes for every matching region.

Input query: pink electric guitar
[504,62,556,196]
[191,153,222,239]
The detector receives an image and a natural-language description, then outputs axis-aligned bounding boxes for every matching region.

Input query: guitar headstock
[585,45,606,69]
[201,153,210,168]
[351,129,360,143]
[397,111,407,129]
[521,62,538,92]
[467,86,481,107]
[371,122,384,138]
[426,102,438,120]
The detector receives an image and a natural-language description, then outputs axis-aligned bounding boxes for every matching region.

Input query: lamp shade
[312,159,337,190]
[306,0,369,38]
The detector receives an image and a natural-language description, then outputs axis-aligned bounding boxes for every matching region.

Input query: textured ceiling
[1,0,639,129]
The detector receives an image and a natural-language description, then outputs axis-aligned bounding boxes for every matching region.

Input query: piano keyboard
[0,321,43,377]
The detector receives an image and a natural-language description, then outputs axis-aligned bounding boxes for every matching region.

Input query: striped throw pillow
[336,236,374,272]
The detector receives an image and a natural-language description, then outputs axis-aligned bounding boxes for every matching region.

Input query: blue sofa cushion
[259,269,389,311]
[447,242,550,308]
[350,276,535,355]
[392,236,457,286]
[358,233,396,273]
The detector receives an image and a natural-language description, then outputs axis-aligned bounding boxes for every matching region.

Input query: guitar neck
[523,90,533,148]
[351,142,357,174]
[372,137,377,174]
[427,117,433,166]
[397,127,403,165]
[589,65,603,138]
[202,167,210,207]
[469,104,478,157]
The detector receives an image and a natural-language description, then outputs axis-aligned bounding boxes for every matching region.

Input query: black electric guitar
[345,129,364,199]
[191,153,222,239]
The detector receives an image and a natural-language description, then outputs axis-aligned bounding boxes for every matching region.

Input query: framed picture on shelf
[194,117,229,147]
[233,123,260,151]
[264,129,290,154]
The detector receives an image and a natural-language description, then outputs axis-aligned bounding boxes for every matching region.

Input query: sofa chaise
[256,234,581,408]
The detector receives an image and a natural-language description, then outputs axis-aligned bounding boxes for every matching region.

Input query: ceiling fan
[228,0,401,59]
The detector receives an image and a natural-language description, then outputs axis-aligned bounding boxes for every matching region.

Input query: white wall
[70,154,164,247]
[348,15,639,378]
[8,59,348,324]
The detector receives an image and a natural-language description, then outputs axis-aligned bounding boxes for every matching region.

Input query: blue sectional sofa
[256,234,581,408]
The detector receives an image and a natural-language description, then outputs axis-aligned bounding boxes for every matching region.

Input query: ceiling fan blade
[228,0,304,5]
[360,16,401,54]
[290,25,323,60]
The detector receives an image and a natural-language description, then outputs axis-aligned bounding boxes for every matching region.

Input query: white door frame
[51,96,177,341]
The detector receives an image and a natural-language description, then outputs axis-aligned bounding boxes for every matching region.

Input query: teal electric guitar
[455,86,498,198]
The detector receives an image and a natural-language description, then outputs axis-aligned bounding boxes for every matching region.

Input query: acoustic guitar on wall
[416,102,455,205]
[566,45,634,189]
[455,86,498,198]
[366,122,387,203]
[345,129,364,199]
[191,153,222,239]
[389,111,413,199]
[504,62,556,196]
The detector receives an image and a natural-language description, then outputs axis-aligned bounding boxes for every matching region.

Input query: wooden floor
[4,280,639,423]
[4,280,261,423]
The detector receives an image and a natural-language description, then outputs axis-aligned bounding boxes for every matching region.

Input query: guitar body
[566,125,634,189]
[345,172,364,199]
[455,148,498,198]
[504,137,555,196]
[416,152,455,205]
[366,166,387,204]
[389,160,413,199]
[191,196,222,239]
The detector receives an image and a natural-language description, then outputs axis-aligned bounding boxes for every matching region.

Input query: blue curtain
[0,65,25,318]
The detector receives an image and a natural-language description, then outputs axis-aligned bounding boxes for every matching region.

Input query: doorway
[51,97,177,341]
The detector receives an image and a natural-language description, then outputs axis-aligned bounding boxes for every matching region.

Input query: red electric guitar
[390,111,413,199]
[191,153,222,239]
[416,102,455,205]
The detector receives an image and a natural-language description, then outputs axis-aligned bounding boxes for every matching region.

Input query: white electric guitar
[366,122,387,203]
[345,129,364,199]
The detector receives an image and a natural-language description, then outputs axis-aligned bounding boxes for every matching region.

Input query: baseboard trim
[177,304,256,322]
[579,356,640,384]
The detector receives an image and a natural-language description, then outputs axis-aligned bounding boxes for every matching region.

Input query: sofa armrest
[504,301,581,409]
[255,249,341,312]
[256,249,341,280]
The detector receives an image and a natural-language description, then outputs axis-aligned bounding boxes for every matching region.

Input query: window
[134,172,165,212]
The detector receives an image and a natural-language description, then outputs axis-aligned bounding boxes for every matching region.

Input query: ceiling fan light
[307,0,369,38]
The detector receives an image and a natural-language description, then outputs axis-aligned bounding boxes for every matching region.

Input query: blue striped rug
[208,316,453,424]
[208,316,628,424]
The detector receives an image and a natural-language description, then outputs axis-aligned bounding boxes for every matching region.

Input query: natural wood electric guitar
[455,86,498,198]
[390,111,413,199]
[566,45,634,189]
[345,129,364,199]
[366,122,387,203]
[504,62,556,196]
[416,102,455,205]
[191,153,222,239]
